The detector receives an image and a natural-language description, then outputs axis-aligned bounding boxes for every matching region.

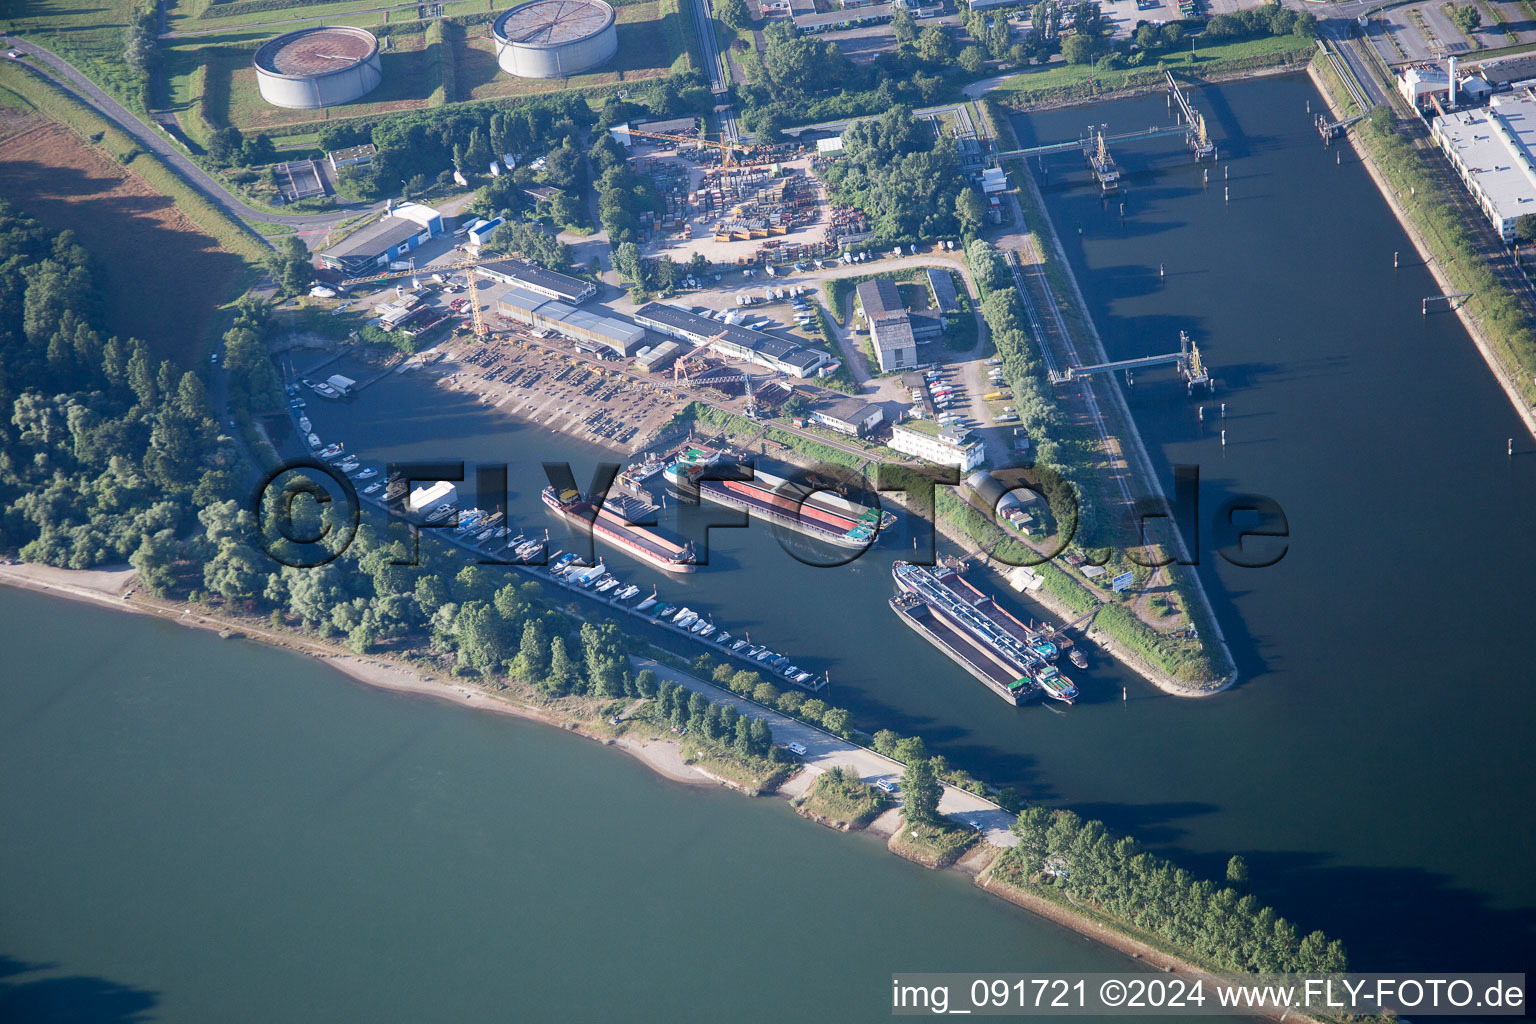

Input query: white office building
[889,420,986,471]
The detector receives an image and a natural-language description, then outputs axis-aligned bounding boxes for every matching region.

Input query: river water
[0,587,1222,1022]
[2,73,1531,1015]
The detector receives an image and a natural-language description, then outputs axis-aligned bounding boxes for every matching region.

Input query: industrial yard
[433,339,683,452]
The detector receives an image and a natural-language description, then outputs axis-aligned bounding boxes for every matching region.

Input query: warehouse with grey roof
[631,303,830,378]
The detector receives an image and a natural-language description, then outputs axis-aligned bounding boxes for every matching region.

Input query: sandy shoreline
[1,561,1279,1001]
[1307,64,1536,441]
[0,561,717,788]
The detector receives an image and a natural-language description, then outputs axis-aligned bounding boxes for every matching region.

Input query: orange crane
[339,252,515,339]
[615,126,754,169]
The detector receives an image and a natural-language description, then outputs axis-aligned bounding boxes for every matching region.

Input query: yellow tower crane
[339,251,518,339]
[614,126,753,169]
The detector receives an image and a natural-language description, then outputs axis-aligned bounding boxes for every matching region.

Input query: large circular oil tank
[491,0,618,79]
[253,26,383,110]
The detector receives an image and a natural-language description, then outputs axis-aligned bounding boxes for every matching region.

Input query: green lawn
[171,0,484,33]
[990,33,1316,104]
[797,771,890,828]
[162,25,434,141]
[4,0,145,107]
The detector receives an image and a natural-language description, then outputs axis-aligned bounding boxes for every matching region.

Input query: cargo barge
[889,594,1026,705]
[542,486,697,574]
[664,446,894,548]
[891,560,1078,704]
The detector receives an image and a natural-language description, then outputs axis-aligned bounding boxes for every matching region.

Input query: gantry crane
[615,126,756,169]
[340,252,517,339]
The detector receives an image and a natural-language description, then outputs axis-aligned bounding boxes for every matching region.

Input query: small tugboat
[1069,648,1088,670]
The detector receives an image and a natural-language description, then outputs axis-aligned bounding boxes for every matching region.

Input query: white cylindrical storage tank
[492,0,618,79]
[253,26,383,110]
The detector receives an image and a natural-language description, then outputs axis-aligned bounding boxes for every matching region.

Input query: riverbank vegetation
[993,806,1349,975]
[795,765,890,828]
[820,107,971,244]
[988,28,1316,108]
[0,205,243,568]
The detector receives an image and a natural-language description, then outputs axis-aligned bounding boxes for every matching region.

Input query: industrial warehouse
[632,303,831,378]
[318,203,445,273]
[476,258,598,304]
[252,26,382,109]
[1430,93,1536,242]
[492,287,647,356]
[856,279,944,373]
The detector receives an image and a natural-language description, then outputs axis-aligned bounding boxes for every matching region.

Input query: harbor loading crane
[340,252,520,339]
[615,126,764,170]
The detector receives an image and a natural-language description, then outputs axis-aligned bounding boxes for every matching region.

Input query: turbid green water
[0,588,1226,1023]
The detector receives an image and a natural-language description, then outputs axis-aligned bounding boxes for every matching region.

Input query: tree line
[964,238,1101,545]
[0,204,240,568]
[654,679,777,760]
[999,806,1349,974]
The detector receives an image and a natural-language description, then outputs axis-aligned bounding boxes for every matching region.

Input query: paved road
[1323,20,1390,108]
[6,37,384,235]
[636,657,1021,846]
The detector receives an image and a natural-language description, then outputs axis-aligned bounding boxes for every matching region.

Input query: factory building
[889,420,986,471]
[1431,94,1536,241]
[855,279,942,373]
[326,143,376,171]
[319,203,444,274]
[1480,55,1536,92]
[494,287,647,356]
[810,397,884,437]
[492,0,618,79]
[633,340,684,373]
[253,26,383,109]
[924,267,960,318]
[476,257,598,304]
[632,303,830,378]
[962,470,1033,518]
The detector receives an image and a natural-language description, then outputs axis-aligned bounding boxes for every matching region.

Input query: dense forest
[0,203,239,567]
[998,806,1349,974]
[822,106,974,244]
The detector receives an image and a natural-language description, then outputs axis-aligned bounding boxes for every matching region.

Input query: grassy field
[156,0,689,135]
[990,33,1316,105]
[889,817,977,869]
[0,74,257,365]
[0,62,267,260]
[168,0,485,33]
[3,0,146,107]
[161,25,435,143]
[12,0,693,140]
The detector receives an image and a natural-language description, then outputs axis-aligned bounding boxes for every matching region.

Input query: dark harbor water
[3,73,1532,1017]
[286,76,1536,974]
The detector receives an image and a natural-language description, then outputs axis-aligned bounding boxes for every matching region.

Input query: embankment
[1308,59,1536,441]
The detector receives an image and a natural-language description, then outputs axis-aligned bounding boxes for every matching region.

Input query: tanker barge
[891,560,1078,704]
[542,487,697,574]
[664,446,894,548]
